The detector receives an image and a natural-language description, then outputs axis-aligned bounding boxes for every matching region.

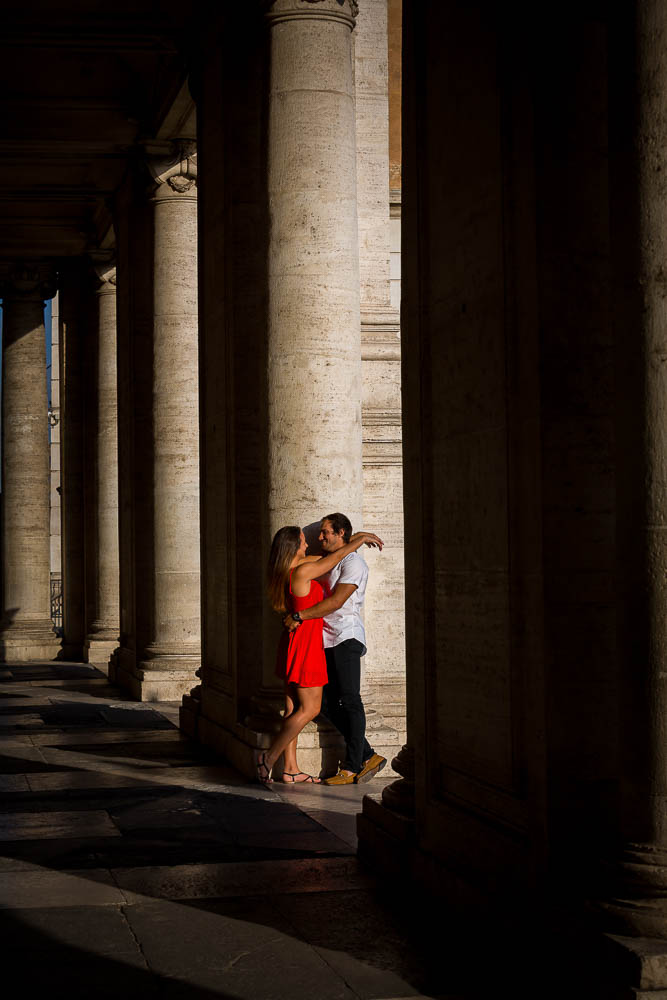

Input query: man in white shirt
[284,513,387,785]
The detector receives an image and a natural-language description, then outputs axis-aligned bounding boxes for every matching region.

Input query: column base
[0,621,61,662]
[596,934,667,998]
[180,684,401,780]
[83,634,119,675]
[358,745,416,870]
[357,791,416,873]
[110,646,199,701]
[596,845,667,939]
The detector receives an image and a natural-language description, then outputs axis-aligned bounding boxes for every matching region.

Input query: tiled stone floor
[0,661,464,1000]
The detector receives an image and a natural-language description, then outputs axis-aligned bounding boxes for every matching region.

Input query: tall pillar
[257,0,363,768]
[113,142,201,700]
[265,0,363,540]
[59,264,89,661]
[265,0,362,664]
[181,3,364,776]
[181,13,270,769]
[0,265,60,661]
[600,1,667,944]
[83,262,119,670]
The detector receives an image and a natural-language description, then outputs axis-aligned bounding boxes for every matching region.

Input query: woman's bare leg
[282,686,299,774]
[265,685,322,772]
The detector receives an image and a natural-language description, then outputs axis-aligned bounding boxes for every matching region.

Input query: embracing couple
[257,512,387,786]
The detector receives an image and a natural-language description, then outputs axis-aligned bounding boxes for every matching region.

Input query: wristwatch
[291,611,303,624]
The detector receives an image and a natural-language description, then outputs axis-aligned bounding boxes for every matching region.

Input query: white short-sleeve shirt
[321,551,368,653]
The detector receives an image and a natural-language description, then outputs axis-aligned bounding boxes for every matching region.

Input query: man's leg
[320,648,352,746]
[328,639,372,773]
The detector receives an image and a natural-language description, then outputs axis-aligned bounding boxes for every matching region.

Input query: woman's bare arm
[292,532,383,587]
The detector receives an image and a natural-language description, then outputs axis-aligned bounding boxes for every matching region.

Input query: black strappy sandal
[282,771,320,783]
[256,752,273,784]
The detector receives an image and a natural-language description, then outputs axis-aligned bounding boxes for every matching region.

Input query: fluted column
[136,141,201,695]
[84,262,119,669]
[0,266,60,661]
[264,0,363,695]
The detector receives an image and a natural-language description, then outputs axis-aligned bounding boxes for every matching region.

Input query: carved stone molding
[0,263,57,302]
[264,0,358,28]
[146,139,197,197]
[361,311,401,361]
[597,844,667,937]
[90,253,116,292]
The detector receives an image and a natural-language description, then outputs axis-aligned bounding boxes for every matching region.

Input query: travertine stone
[355,0,405,737]
[49,292,61,580]
[0,266,60,660]
[387,0,402,196]
[265,0,363,692]
[138,143,201,685]
[266,0,362,537]
[112,143,201,702]
[84,263,120,670]
[356,0,392,310]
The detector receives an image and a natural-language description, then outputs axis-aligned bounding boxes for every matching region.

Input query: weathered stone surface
[84,263,120,670]
[266,0,363,539]
[355,0,406,746]
[0,267,60,662]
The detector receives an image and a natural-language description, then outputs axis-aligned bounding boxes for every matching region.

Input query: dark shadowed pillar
[601,1,667,942]
[83,261,120,670]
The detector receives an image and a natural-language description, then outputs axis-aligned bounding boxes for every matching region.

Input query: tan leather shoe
[355,752,387,783]
[323,768,357,785]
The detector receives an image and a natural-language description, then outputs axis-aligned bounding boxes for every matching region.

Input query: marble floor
[0,661,464,1000]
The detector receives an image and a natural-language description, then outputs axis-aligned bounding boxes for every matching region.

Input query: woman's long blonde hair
[267,525,301,612]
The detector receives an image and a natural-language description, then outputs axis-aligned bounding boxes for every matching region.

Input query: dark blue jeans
[321,638,373,773]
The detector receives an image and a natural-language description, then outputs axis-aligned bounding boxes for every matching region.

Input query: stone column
[0,266,60,661]
[265,0,363,540]
[180,18,269,771]
[600,1,667,942]
[136,141,200,698]
[58,265,88,660]
[258,0,363,766]
[84,262,120,670]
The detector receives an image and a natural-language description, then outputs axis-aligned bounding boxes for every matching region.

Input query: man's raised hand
[351,531,384,551]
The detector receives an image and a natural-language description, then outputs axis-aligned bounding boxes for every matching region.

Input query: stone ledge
[83,638,118,675]
[180,702,401,781]
[604,933,667,995]
[112,657,199,703]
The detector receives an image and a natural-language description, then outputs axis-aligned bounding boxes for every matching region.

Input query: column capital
[89,251,116,293]
[94,264,116,292]
[145,139,197,198]
[264,0,358,29]
[0,263,57,302]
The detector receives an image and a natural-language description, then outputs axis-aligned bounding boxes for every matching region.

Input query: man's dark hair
[322,512,352,543]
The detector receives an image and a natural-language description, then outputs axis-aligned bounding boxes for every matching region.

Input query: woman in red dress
[258,525,383,784]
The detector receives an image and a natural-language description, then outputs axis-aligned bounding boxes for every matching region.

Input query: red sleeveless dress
[275,573,328,688]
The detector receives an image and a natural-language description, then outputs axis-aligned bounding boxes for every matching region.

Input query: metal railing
[50,577,63,634]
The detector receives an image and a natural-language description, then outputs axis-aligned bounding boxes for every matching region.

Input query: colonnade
[9,0,667,989]
[180,0,405,777]
[0,0,406,780]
